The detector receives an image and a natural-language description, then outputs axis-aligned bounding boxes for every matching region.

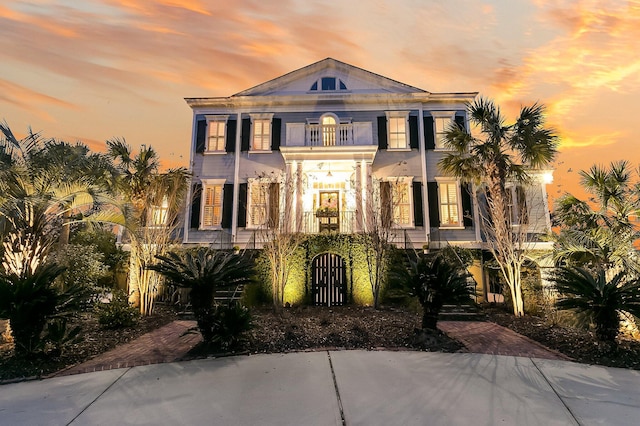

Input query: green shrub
[205,303,253,351]
[0,263,87,356]
[95,290,140,329]
[241,282,270,307]
[54,243,109,297]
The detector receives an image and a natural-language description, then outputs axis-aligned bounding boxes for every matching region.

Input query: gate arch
[312,252,347,306]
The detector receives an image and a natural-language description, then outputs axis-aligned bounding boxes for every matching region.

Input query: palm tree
[0,124,119,277]
[552,266,640,342]
[108,138,189,315]
[439,97,558,316]
[551,161,640,276]
[148,248,253,344]
[409,254,474,330]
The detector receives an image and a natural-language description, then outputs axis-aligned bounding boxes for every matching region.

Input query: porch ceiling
[280,145,378,163]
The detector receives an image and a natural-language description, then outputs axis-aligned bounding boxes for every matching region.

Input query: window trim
[148,196,169,228]
[385,176,415,229]
[199,178,226,230]
[431,111,456,150]
[385,111,410,151]
[249,113,274,153]
[435,177,464,229]
[204,115,229,154]
[246,178,272,229]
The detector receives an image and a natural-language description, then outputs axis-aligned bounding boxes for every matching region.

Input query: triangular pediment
[233,58,427,97]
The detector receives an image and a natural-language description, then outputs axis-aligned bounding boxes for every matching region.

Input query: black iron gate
[312,253,347,306]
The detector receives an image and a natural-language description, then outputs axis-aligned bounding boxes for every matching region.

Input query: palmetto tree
[552,266,640,342]
[0,124,119,277]
[439,97,558,316]
[551,161,640,276]
[108,138,189,315]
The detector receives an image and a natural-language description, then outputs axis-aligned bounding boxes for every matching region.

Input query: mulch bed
[0,304,178,382]
[486,307,640,370]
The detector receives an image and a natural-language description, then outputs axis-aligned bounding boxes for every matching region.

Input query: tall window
[392,181,411,226]
[252,119,271,151]
[202,184,223,227]
[433,112,455,149]
[438,182,461,226]
[249,182,269,227]
[321,115,337,146]
[207,120,226,152]
[386,112,409,149]
[507,185,528,225]
[149,197,169,227]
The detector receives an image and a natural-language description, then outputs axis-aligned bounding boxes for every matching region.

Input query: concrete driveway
[1,351,638,426]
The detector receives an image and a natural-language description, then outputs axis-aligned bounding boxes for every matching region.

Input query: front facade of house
[182,58,554,304]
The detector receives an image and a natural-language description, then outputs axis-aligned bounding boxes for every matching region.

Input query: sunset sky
[2,0,640,203]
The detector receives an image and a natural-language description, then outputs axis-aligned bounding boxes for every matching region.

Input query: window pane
[208,121,226,151]
[439,183,459,225]
[203,185,222,226]
[252,119,270,151]
[435,117,452,148]
[392,182,411,225]
[388,117,407,149]
[250,183,269,226]
[321,77,336,90]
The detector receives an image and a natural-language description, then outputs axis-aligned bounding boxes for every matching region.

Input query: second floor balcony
[285,122,373,147]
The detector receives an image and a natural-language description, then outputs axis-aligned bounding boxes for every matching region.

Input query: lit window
[392,181,411,226]
[252,119,271,151]
[149,197,169,226]
[439,182,461,226]
[388,117,407,149]
[249,182,269,227]
[433,112,455,149]
[207,120,226,152]
[202,184,223,228]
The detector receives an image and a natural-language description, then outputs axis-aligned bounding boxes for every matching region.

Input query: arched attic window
[309,77,348,92]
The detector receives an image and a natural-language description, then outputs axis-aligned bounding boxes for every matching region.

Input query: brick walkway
[438,321,571,361]
[54,319,569,377]
[55,320,202,377]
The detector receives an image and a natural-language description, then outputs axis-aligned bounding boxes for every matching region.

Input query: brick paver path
[438,321,571,361]
[55,320,202,377]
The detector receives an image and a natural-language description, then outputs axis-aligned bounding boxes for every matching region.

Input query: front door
[318,191,339,232]
[312,253,347,306]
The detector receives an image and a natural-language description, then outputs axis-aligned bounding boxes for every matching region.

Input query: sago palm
[409,255,474,330]
[551,266,640,342]
[439,97,558,316]
[148,248,253,343]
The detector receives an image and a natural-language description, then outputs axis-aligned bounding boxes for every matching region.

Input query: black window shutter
[238,183,248,227]
[190,183,202,229]
[413,182,424,227]
[455,115,466,131]
[221,184,234,228]
[424,116,435,149]
[409,116,419,149]
[377,116,388,149]
[271,118,281,151]
[427,182,440,227]
[380,181,391,228]
[461,183,473,227]
[195,120,206,153]
[225,119,237,153]
[241,118,251,151]
[269,183,280,228]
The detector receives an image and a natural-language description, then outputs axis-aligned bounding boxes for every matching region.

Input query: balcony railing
[302,210,356,234]
[307,124,353,146]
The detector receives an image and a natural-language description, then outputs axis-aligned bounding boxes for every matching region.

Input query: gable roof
[232,58,428,97]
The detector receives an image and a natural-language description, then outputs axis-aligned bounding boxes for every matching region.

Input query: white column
[355,161,362,232]
[285,162,294,232]
[365,162,373,230]
[296,161,303,232]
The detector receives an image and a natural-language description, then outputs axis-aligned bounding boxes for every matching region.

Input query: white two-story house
[182,58,553,305]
